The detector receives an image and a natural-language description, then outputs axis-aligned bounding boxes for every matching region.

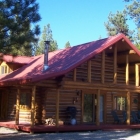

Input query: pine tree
[35,24,58,55]
[124,0,140,46]
[65,41,71,48]
[0,0,41,55]
[104,11,134,40]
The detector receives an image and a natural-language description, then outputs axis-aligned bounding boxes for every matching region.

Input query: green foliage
[124,0,140,48]
[65,41,71,48]
[104,11,134,40]
[0,0,41,56]
[35,24,58,55]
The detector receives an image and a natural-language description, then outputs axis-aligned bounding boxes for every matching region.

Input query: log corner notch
[31,85,36,126]
[15,88,20,125]
[135,64,139,86]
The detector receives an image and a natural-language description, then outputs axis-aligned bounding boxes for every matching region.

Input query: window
[0,65,9,75]
[114,96,126,111]
[20,93,31,110]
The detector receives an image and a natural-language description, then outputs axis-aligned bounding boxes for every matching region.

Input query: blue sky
[36,0,135,49]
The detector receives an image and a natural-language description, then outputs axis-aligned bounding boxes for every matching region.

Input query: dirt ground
[1,127,140,140]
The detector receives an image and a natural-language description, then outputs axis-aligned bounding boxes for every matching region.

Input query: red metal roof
[0,55,33,64]
[0,33,140,85]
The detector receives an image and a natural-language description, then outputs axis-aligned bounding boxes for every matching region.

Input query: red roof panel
[0,33,140,85]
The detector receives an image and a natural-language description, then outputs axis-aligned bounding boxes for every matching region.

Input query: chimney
[43,41,50,71]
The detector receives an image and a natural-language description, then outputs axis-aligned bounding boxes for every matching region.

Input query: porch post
[96,89,100,126]
[56,89,60,127]
[88,60,91,83]
[101,51,105,84]
[126,91,130,125]
[31,86,36,126]
[114,45,117,84]
[15,88,20,125]
[73,68,77,82]
[126,55,129,85]
[135,64,139,86]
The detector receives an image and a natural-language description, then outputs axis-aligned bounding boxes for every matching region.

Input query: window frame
[113,94,127,111]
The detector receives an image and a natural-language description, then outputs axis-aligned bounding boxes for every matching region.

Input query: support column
[88,60,91,83]
[126,55,129,85]
[31,86,36,126]
[56,89,60,127]
[15,88,20,125]
[73,68,77,82]
[126,91,130,125]
[135,64,139,86]
[114,46,117,84]
[96,89,100,126]
[101,51,105,84]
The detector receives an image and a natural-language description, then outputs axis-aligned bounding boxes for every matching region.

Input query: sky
[36,0,135,49]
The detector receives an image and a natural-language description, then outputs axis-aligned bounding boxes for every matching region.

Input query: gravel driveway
[1,127,140,140]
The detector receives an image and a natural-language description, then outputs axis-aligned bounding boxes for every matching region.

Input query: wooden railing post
[15,88,20,125]
[31,86,36,126]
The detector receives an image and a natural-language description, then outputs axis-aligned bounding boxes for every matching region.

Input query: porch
[1,121,140,133]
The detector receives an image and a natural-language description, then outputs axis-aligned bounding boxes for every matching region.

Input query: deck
[1,121,140,133]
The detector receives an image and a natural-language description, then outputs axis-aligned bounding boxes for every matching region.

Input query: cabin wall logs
[65,53,135,85]
[105,91,139,123]
[45,89,81,124]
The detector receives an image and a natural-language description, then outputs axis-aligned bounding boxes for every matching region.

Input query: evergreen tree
[104,11,134,40]
[0,0,41,55]
[35,24,58,55]
[124,0,140,46]
[65,41,71,48]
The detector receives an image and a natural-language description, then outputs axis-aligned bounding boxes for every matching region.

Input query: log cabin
[1,33,140,130]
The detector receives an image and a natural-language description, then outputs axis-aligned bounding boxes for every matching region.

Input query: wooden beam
[73,68,77,82]
[101,51,105,84]
[107,50,136,57]
[31,86,36,126]
[96,89,100,126]
[114,46,117,84]
[126,91,130,125]
[126,55,129,85]
[135,64,139,86]
[63,81,140,93]
[88,60,91,83]
[15,88,20,125]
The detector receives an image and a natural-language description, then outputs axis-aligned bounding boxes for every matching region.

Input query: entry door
[99,95,104,122]
[83,93,104,123]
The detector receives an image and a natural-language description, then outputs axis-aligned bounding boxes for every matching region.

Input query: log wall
[105,91,139,123]
[65,53,135,85]
[45,89,82,124]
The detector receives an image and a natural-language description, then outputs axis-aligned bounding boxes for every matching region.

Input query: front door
[99,95,104,122]
[83,93,104,123]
